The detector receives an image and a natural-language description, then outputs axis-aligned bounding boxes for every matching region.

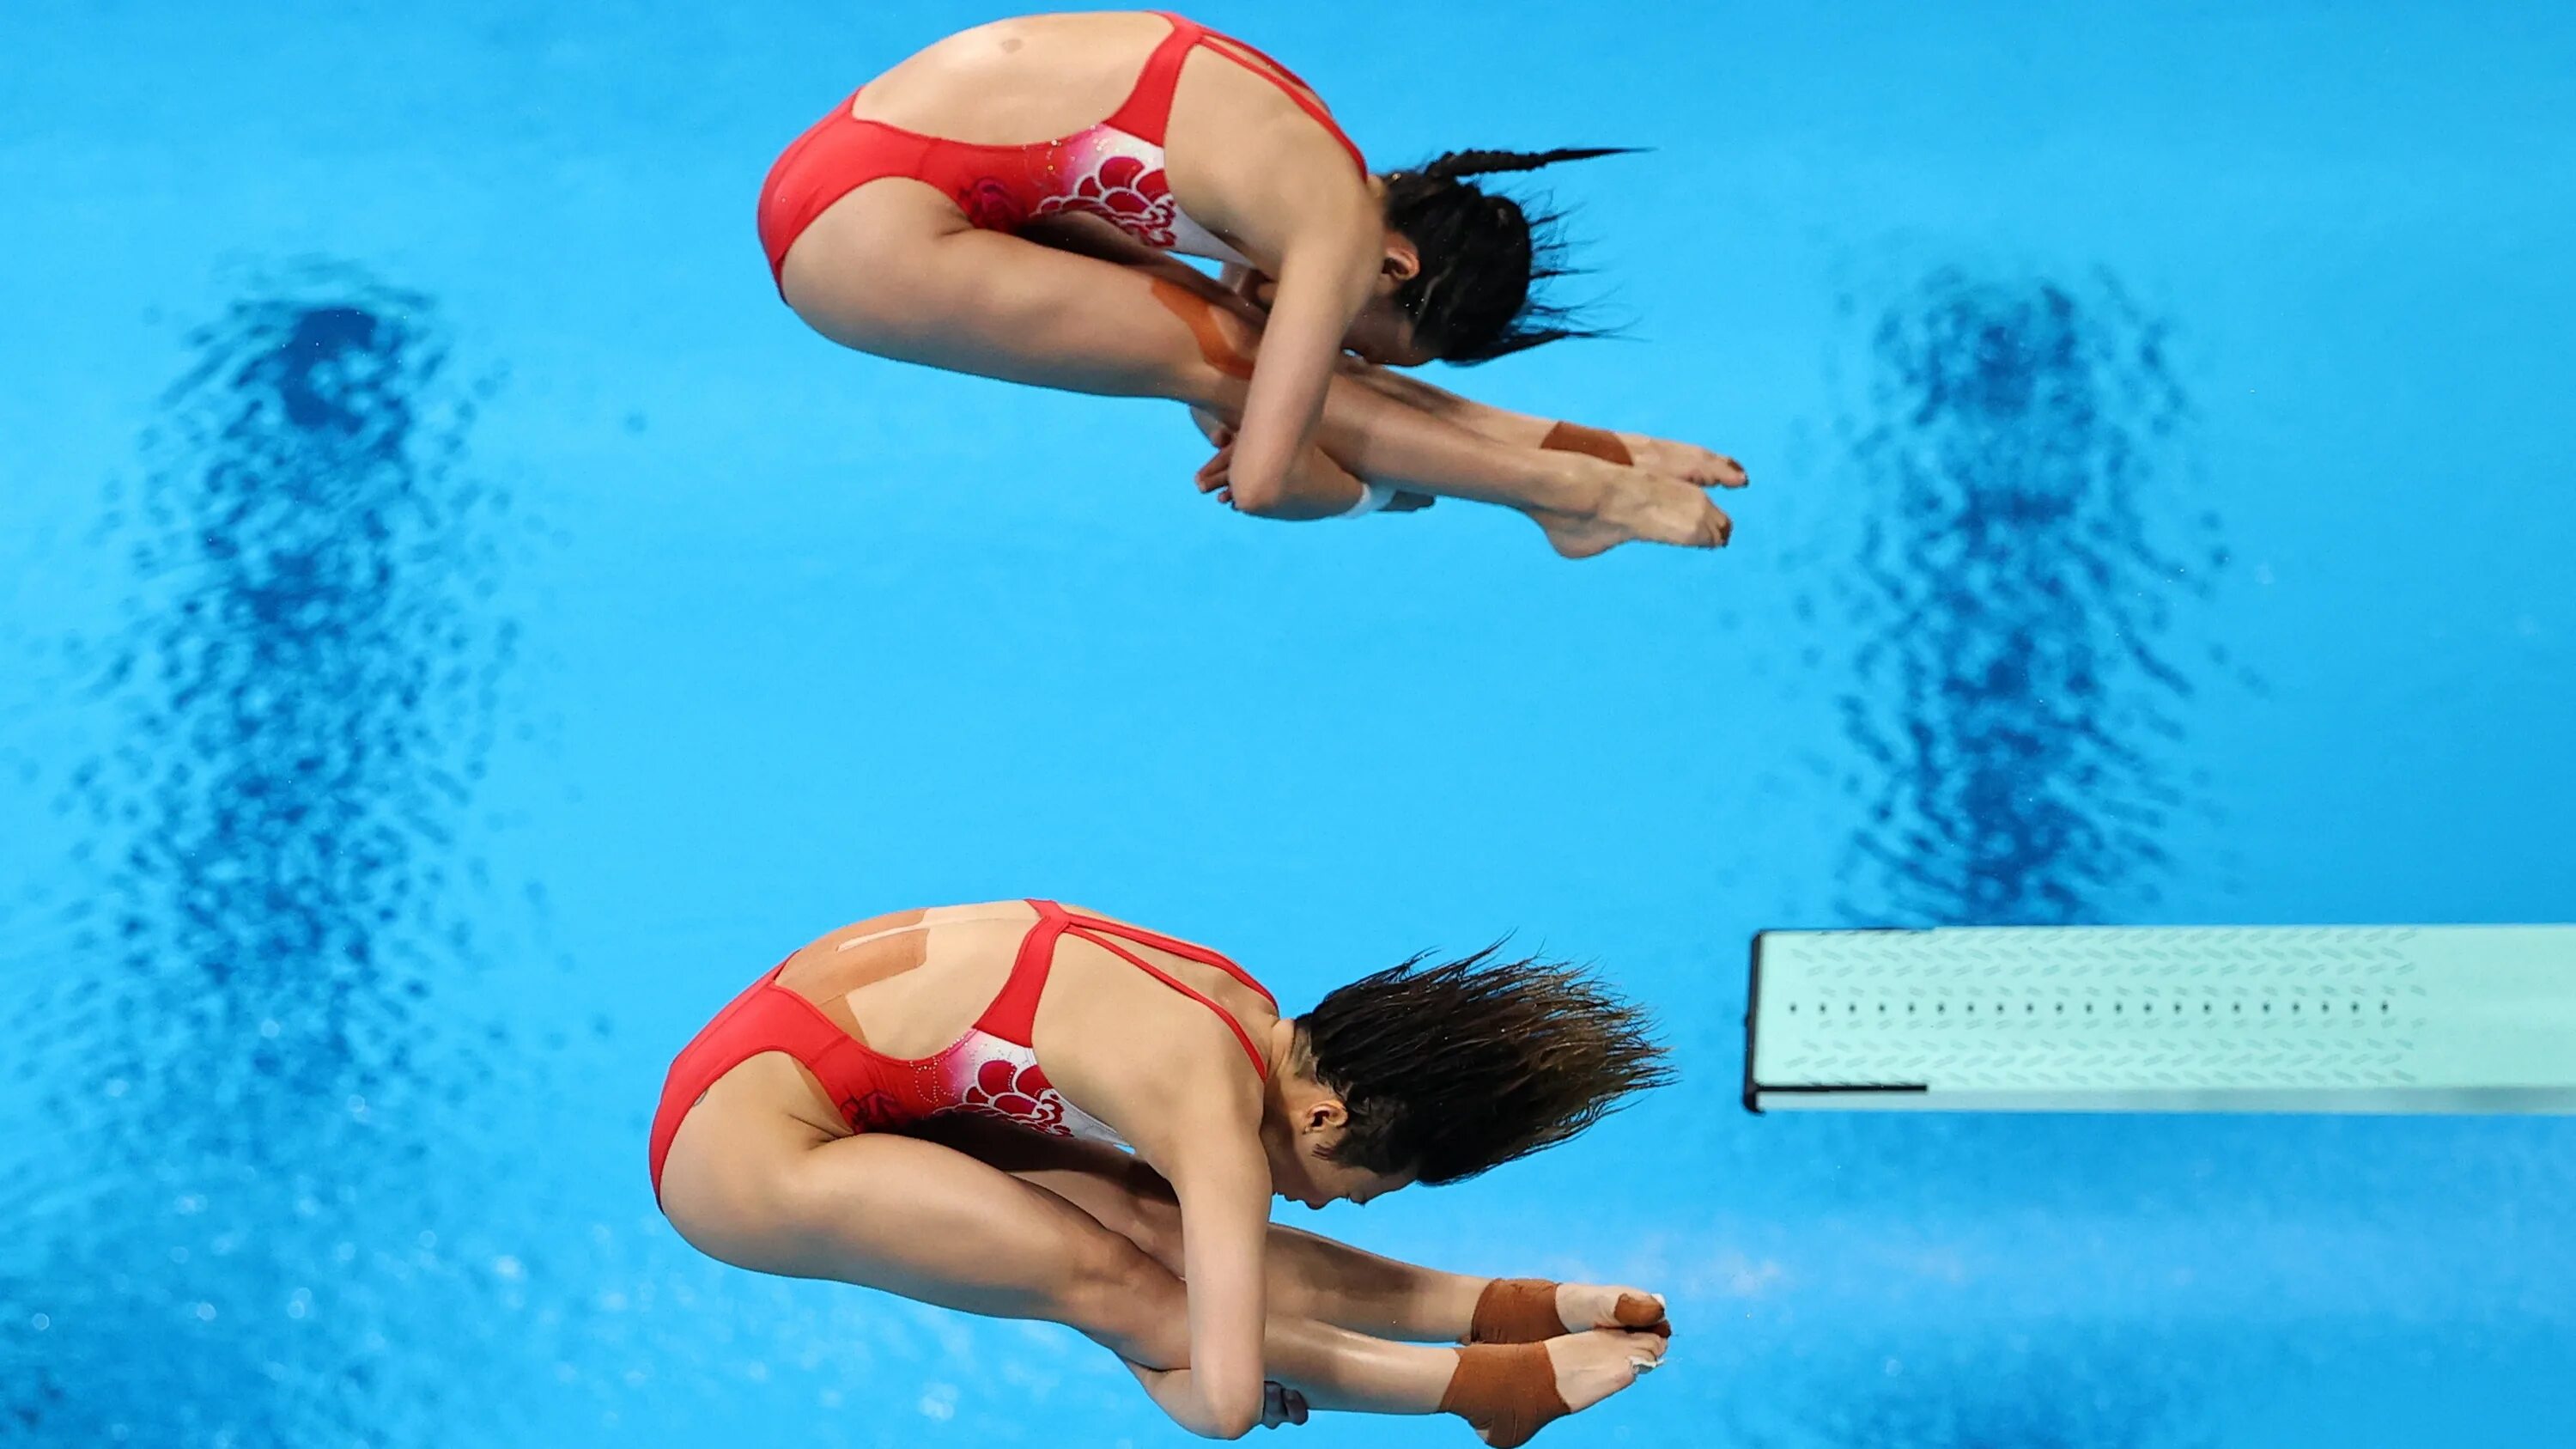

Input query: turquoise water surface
[4,2,2573,1446]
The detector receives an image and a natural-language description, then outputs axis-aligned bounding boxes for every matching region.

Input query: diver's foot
[1617,433,1749,489]
[1528,507,1621,559]
[1552,1282,1670,1336]
[1471,1278,1668,1343]
[1531,472,1731,557]
[1548,1327,1667,1416]
[1462,1330,1664,1446]
[1446,1330,1668,1448]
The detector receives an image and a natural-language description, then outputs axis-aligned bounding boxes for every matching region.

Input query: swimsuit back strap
[974,900,1274,1076]
[1065,925,1272,1077]
[1103,11,1209,144]
[1196,29,1368,173]
[1106,12,1366,173]
[975,898,1074,1046]
[1064,909,1279,1012]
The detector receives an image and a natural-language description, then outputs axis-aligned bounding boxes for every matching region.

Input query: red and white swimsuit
[756,11,1368,286]
[647,900,1276,1200]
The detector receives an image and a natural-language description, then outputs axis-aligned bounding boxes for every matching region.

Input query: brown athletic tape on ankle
[1149,278,1256,381]
[1471,1278,1565,1344]
[1440,1342,1568,1449]
[1540,420,1633,466]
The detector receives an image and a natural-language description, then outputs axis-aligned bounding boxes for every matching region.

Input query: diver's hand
[1261,1381,1310,1429]
[1195,436,1240,505]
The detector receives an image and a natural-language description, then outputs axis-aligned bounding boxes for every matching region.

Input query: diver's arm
[1218,269,1686,477]
[1218,213,1383,515]
[1103,1050,1275,1439]
[1043,969,1279,1440]
[1185,408,1432,518]
[1214,264,1558,447]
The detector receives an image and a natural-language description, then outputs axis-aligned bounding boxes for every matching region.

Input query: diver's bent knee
[658,1186,780,1273]
[658,1152,810,1274]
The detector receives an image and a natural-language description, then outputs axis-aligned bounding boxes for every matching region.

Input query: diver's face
[1263,1083,1417,1208]
[1235,229,1437,367]
[1273,1138,1413,1210]
[1342,296,1437,368]
[1348,226,1434,366]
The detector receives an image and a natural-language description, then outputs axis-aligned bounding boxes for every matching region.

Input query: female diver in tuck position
[651,900,1675,1442]
[759,9,1748,557]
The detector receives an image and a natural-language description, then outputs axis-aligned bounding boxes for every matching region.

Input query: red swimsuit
[756,11,1368,286]
[647,900,1277,1201]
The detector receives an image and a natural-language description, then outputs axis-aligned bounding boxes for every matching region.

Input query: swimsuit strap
[1061,907,1279,1013]
[1106,11,1367,174]
[1065,924,1271,1075]
[1103,13,1209,143]
[1195,28,1365,172]
[975,899,1275,1075]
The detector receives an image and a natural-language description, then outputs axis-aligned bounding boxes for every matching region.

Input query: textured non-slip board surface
[1746,925,2576,1112]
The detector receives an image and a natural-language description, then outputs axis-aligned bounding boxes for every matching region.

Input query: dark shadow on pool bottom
[1832,267,2231,928]
[0,265,546,1446]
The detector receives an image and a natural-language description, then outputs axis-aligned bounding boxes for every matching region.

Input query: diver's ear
[1302,1097,1350,1135]
[1381,234,1421,287]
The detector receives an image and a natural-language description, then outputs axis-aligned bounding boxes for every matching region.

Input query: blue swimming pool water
[3,2,2572,1445]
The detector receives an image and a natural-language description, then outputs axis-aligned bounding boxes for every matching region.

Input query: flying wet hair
[1379,147,1638,364]
[1292,946,1673,1184]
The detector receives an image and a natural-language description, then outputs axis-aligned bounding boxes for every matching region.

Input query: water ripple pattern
[1834,269,2223,927]
[2,265,523,1446]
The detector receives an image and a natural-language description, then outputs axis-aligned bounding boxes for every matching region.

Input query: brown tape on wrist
[1439,1342,1568,1449]
[1540,420,1634,466]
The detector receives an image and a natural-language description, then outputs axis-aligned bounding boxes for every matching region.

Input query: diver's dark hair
[1292,946,1672,1184]
[1379,147,1637,364]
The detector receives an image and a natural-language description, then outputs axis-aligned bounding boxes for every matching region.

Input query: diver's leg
[657,1060,1551,1428]
[914,1117,1669,1344]
[779,184,1724,551]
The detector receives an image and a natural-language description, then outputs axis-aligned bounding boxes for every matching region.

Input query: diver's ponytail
[1379,146,1637,362]
[1414,146,1644,182]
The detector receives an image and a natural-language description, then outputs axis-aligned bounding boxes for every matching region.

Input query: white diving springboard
[1744,924,2576,1114]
